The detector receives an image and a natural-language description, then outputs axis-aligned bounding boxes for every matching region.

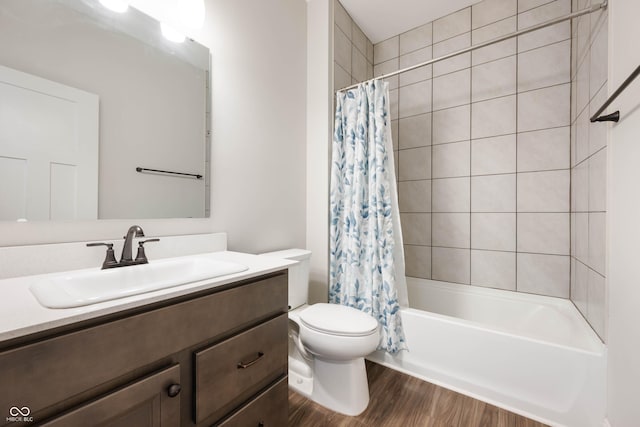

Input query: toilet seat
[299,303,378,337]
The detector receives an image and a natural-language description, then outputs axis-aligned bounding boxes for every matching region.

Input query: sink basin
[30,255,249,309]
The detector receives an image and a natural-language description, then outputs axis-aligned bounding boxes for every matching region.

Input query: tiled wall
[570,0,607,340]
[333,0,373,90]
[376,0,575,298]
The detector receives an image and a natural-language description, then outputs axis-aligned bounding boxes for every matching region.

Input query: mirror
[0,0,210,220]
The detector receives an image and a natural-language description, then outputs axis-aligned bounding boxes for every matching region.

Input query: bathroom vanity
[0,251,292,426]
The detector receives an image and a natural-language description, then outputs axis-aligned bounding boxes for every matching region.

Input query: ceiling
[339,0,482,44]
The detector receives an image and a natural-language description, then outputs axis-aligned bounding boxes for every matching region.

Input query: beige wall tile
[471,174,516,212]
[518,1,571,53]
[399,80,432,118]
[335,24,352,74]
[589,85,608,155]
[471,95,517,139]
[334,62,351,90]
[471,213,516,251]
[472,0,517,29]
[351,22,367,56]
[400,213,431,245]
[472,56,517,102]
[517,170,570,212]
[432,247,471,284]
[433,69,471,110]
[574,212,588,263]
[399,46,433,87]
[334,0,352,40]
[433,105,471,145]
[351,46,367,82]
[434,7,471,43]
[517,84,570,132]
[471,250,516,290]
[588,212,606,275]
[472,17,517,65]
[404,245,432,278]
[472,135,517,175]
[399,113,432,149]
[433,32,471,77]
[518,40,571,92]
[517,212,570,255]
[517,253,570,297]
[432,141,470,178]
[399,180,431,213]
[588,148,607,212]
[572,258,589,315]
[374,58,400,90]
[517,127,570,172]
[400,22,433,55]
[432,177,470,212]
[432,213,470,247]
[374,36,399,64]
[398,146,431,180]
[587,268,606,339]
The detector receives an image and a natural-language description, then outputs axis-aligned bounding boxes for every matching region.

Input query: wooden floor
[289,361,548,427]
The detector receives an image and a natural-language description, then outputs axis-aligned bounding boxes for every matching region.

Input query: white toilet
[260,249,380,416]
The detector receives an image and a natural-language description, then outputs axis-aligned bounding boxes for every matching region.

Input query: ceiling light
[99,0,129,13]
[160,22,186,43]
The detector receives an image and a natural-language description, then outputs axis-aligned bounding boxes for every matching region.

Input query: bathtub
[367,277,606,427]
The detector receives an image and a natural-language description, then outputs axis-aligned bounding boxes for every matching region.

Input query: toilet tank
[259,249,311,310]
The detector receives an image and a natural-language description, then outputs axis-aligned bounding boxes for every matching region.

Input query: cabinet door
[40,365,180,427]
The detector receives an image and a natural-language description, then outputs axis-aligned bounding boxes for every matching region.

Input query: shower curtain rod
[337,1,608,93]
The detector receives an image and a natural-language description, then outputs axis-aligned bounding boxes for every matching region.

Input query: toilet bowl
[260,249,380,416]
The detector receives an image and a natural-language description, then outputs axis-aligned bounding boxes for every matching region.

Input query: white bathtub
[367,278,606,427]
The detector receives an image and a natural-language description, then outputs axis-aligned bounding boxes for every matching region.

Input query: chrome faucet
[121,225,145,265]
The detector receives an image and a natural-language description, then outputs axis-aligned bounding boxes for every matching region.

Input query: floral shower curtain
[329,79,408,353]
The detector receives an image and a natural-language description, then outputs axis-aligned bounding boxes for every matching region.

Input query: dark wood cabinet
[0,271,289,427]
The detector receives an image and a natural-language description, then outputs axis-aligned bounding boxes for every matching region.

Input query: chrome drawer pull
[237,352,264,369]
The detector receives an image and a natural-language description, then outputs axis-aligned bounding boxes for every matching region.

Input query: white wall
[606,0,640,425]
[200,0,307,253]
[306,0,333,304]
[0,0,307,257]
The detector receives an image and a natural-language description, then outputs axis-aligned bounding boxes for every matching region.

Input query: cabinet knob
[167,383,181,398]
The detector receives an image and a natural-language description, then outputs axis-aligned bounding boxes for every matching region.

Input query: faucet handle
[86,242,118,269]
[135,239,160,264]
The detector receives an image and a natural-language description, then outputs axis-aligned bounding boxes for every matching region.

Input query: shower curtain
[329,79,408,353]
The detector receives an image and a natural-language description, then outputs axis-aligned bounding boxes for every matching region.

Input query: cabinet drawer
[216,377,288,427]
[194,314,288,424]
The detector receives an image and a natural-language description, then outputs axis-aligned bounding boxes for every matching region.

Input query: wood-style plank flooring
[289,361,548,427]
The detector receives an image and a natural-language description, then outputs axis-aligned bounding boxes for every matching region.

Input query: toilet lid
[299,303,378,337]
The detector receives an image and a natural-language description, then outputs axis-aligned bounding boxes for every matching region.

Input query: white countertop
[0,251,295,344]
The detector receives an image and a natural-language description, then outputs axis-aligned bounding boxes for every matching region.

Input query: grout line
[401,210,573,214]
[397,166,571,182]
[469,4,473,284]
[430,21,434,281]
